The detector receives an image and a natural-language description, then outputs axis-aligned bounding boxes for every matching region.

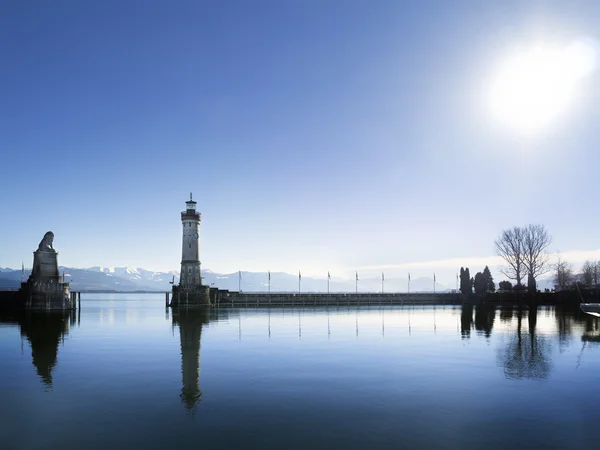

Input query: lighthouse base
[171,285,211,307]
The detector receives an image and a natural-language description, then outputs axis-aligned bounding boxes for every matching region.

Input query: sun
[487,39,597,135]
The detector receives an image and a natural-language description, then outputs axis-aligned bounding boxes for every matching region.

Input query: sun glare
[487,39,598,136]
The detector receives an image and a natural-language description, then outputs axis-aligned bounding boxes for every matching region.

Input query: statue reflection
[171,307,229,415]
[0,311,73,387]
[497,307,552,380]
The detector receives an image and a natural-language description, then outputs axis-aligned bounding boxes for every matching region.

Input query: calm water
[1,295,600,449]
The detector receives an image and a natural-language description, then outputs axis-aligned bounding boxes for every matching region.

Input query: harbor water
[1,294,599,449]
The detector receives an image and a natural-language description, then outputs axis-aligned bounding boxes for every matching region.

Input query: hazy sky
[1,1,599,283]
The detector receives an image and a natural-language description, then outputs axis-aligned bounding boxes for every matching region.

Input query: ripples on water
[1,295,599,449]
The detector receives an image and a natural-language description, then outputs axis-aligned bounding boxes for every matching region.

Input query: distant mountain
[201,270,451,294]
[0,267,176,292]
[87,266,179,290]
[0,266,452,293]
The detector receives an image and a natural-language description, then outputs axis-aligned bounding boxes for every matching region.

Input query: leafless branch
[522,224,552,279]
[495,226,527,286]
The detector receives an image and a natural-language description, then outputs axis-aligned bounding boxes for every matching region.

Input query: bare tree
[522,224,552,288]
[553,255,573,291]
[495,226,527,286]
[581,260,595,286]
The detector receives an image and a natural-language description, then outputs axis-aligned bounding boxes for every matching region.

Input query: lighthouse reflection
[171,307,229,414]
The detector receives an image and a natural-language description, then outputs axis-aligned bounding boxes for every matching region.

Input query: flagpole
[327,271,330,295]
[355,271,358,295]
[298,270,301,294]
[408,273,411,293]
[433,273,436,294]
[239,270,241,292]
[382,272,384,294]
[268,270,271,295]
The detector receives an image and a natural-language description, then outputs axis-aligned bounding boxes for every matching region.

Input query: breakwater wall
[0,290,19,309]
[211,291,462,307]
[1,287,79,311]
[202,288,598,307]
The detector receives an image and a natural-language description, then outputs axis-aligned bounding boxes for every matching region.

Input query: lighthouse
[179,193,202,289]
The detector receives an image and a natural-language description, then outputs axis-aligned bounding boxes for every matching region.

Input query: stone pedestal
[23,281,71,311]
[31,250,60,281]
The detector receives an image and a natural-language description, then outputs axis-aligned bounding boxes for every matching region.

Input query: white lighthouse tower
[179,193,202,290]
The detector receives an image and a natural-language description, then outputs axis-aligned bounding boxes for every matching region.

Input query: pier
[209,291,461,307]
[169,287,598,308]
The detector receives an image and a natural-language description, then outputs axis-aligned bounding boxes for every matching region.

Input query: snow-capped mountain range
[88,266,179,284]
[0,266,554,293]
[0,266,453,292]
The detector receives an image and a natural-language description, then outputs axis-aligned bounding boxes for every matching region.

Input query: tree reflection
[474,304,496,338]
[555,306,599,349]
[460,305,473,339]
[0,311,72,387]
[497,307,552,380]
[499,307,514,323]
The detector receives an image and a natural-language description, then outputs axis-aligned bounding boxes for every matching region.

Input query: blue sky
[1,1,599,283]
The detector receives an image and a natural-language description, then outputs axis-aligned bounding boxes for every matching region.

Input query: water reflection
[474,304,496,338]
[581,319,600,343]
[460,305,473,338]
[460,304,497,339]
[555,305,598,349]
[171,307,231,414]
[0,311,73,386]
[497,307,552,380]
[499,307,514,323]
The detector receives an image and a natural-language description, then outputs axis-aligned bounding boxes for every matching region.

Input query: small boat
[580,303,600,318]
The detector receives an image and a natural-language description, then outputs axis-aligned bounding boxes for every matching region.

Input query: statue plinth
[31,250,60,281]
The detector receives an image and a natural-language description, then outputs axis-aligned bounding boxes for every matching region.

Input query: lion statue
[37,231,55,251]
